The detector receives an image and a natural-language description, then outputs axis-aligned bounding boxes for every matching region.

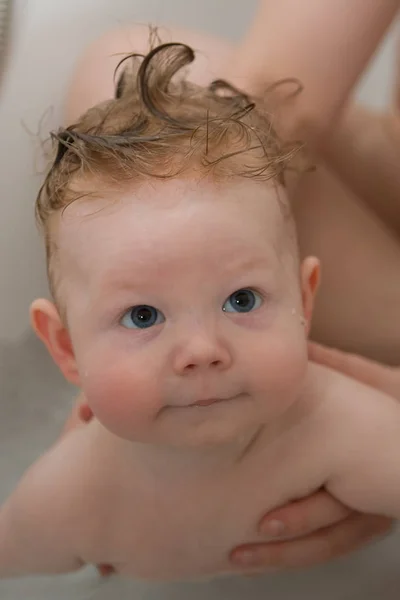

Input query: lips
[193,397,226,407]
[192,394,242,407]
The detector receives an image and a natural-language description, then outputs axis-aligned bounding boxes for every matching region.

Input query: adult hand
[230,489,391,570]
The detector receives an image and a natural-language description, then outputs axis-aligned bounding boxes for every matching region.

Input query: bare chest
[81,420,329,581]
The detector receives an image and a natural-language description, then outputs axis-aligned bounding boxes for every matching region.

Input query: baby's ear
[300,257,320,335]
[30,299,80,386]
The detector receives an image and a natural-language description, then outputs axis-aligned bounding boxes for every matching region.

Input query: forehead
[56,177,289,282]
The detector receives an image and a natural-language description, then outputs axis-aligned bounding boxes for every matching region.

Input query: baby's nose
[172,331,233,375]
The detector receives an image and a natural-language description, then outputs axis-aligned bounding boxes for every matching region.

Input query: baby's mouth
[193,398,226,407]
[191,394,242,407]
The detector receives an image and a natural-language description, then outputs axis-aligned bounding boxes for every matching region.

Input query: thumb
[308,342,399,397]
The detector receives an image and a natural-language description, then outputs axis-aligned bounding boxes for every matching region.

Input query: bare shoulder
[8,420,124,525]
[56,420,128,494]
[303,362,400,475]
[305,363,400,516]
[20,422,126,534]
[14,422,109,505]
[0,421,126,576]
[305,361,400,423]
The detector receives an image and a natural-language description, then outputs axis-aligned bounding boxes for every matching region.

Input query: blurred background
[0,2,399,599]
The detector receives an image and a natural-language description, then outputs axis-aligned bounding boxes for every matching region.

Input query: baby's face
[57,177,312,446]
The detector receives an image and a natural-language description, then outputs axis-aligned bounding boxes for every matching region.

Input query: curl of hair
[36,41,304,235]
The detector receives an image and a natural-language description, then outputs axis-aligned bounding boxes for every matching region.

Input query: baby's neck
[130,397,311,478]
[132,426,264,479]
[108,382,317,480]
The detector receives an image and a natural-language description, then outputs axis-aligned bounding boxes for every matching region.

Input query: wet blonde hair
[36,41,302,298]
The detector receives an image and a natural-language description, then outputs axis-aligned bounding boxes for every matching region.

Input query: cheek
[246,328,307,406]
[80,354,163,439]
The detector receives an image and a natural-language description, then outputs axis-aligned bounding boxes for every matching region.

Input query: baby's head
[32,43,319,448]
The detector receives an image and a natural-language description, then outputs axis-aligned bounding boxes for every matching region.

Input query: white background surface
[0,3,399,599]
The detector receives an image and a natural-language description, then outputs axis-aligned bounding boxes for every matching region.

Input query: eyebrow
[228,254,273,271]
[105,254,273,289]
[95,260,168,295]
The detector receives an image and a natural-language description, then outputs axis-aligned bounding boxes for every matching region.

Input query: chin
[172,419,253,448]
[159,401,261,448]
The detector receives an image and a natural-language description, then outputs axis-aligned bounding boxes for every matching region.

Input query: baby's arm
[0,435,87,578]
[317,365,400,518]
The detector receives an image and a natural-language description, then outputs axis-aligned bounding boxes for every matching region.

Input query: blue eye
[121,305,165,329]
[223,289,262,313]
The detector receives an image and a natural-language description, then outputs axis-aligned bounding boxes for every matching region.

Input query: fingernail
[260,519,285,536]
[232,550,258,566]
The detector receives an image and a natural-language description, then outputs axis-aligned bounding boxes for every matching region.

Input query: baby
[1,42,400,582]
